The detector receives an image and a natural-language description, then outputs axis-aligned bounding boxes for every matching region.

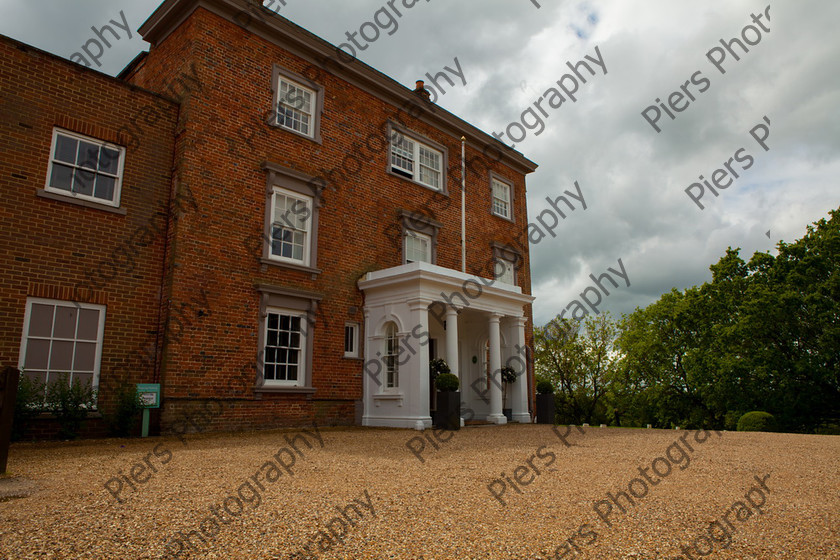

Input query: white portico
[358,261,535,429]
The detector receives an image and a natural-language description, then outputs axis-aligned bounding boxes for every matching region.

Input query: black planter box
[503,408,512,421]
[434,391,461,430]
[536,393,555,424]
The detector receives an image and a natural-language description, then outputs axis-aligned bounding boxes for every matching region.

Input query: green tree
[534,313,618,424]
[616,207,839,432]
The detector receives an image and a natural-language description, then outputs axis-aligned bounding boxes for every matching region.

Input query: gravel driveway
[1,424,838,559]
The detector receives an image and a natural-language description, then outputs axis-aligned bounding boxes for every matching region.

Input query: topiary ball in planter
[435,373,459,392]
[433,373,460,430]
[500,366,517,384]
[737,411,776,432]
[536,380,554,395]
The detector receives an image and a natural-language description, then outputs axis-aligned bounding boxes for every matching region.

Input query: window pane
[391,135,414,175]
[77,309,100,341]
[73,342,96,372]
[94,175,116,201]
[264,364,276,381]
[73,372,94,389]
[53,306,78,339]
[54,135,78,163]
[268,313,279,330]
[345,326,354,353]
[29,304,55,338]
[74,169,95,196]
[77,141,100,169]
[24,339,50,370]
[99,147,120,174]
[49,164,74,191]
[49,340,74,371]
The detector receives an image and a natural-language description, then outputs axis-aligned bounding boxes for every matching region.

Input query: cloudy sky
[2,0,837,325]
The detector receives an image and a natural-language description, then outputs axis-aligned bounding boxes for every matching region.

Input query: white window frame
[491,177,512,220]
[275,76,316,137]
[269,187,313,266]
[18,298,107,398]
[404,230,432,264]
[384,322,399,389]
[45,128,126,208]
[262,307,307,387]
[389,128,444,192]
[344,323,360,358]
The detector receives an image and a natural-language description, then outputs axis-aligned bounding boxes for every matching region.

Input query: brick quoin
[0,0,537,437]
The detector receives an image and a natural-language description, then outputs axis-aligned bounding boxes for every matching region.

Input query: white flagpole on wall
[461,136,466,273]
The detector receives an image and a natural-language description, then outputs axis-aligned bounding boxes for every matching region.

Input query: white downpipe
[461,136,466,273]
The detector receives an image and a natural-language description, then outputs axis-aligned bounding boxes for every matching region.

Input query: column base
[512,413,532,423]
[487,413,508,425]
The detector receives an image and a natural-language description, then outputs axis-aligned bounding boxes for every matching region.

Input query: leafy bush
[104,382,144,437]
[12,374,45,441]
[724,410,744,431]
[815,422,840,436]
[737,411,776,433]
[429,358,451,378]
[536,380,554,395]
[46,374,97,440]
[500,366,517,384]
[435,373,460,392]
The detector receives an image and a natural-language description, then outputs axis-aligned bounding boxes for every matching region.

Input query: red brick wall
[121,7,534,432]
[0,36,179,431]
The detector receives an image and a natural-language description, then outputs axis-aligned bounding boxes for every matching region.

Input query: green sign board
[136,383,161,409]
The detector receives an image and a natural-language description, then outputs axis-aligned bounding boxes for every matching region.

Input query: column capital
[487,312,502,324]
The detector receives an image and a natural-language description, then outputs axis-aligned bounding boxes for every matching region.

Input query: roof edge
[137,0,538,174]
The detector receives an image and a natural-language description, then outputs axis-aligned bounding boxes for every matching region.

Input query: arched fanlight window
[384,322,399,389]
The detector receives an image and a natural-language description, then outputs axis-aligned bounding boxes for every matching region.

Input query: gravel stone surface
[1,425,838,559]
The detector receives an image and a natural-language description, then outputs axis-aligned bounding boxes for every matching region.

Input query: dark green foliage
[814,422,840,435]
[536,380,554,394]
[429,358,451,378]
[435,373,459,392]
[737,411,776,432]
[45,374,96,440]
[536,207,839,434]
[12,375,45,441]
[535,313,617,425]
[104,382,144,437]
[500,366,517,384]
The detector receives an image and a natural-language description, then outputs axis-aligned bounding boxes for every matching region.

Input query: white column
[445,307,459,381]
[511,316,531,423]
[487,313,506,425]
[408,300,431,426]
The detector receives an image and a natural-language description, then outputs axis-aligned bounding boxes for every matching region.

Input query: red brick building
[1,0,537,436]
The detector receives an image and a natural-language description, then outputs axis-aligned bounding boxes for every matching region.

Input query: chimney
[414,80,431,101]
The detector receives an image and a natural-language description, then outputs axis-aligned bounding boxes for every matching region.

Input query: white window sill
[260,257,322,276]
[37,189,127,215]
[254,385,316,395]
